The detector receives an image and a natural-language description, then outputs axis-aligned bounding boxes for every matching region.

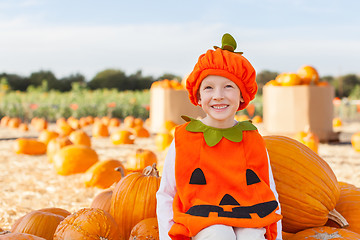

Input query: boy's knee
[192,224,236,240]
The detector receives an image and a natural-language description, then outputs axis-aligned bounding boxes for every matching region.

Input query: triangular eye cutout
[246,169,261,185]
[219,194,240,205]
[189,168,206,185]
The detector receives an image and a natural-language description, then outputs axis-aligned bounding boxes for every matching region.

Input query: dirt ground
[0,121,359,230]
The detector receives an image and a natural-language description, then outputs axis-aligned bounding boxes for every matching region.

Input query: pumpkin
[132,125,150,138]
[18,123,29,132]
[252,115,263,123]
[110,164,161,240]
[8,117,21,128]
[0,116,10,127]
[129,217,159,240]
[38,130,59,146]
[90,189,113,213]
[234,114,250,122]
[14,138,46,155]
[126,149,158,173]
[163,120,177,133]
[289,226,360,240]
[155,132,173,151]
[67,118,81,130]
[110,130,135,145]
[56,122,74,137]
[92,122,109,138]
[83,159,126,189]
[133,118,144,128]
[11,208,70,240]
[326,182,360,234]
[68,129,91,147]
[297,65,319,85]
[282,231,295,240]
[46,136,73,163]
[33,118,47,132]
[265,80,280,86]
[52,145,99,175]
[351,132,360,152]
[263,135,347,232]
[53,208,120,240]
[275,73,301,86]
[108,118,121,127]
[0,233,46,240]
[332,117,342,128]
[123,116,136,128]
[293,130,319,153]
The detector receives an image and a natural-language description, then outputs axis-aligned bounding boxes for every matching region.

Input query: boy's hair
[186,41,257,111]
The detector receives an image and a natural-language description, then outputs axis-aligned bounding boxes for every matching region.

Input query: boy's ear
[240,96,244,103]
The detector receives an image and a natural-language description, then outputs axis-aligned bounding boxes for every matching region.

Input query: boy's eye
[204,86,212,90]
[225,84,234,88]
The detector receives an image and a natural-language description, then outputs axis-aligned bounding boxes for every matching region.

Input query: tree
[332,74,360,97]
[87,69,127,90]
[256,70,279,95]
[29,70,57,89]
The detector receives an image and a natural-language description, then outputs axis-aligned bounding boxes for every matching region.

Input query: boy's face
[198,75,244,128]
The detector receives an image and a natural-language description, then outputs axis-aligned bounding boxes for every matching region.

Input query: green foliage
[349,85,360,99]
[0,89,150,121]
[256,70,279,95]
[332,74,360,98]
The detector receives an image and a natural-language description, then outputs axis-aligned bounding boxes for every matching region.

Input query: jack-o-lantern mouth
[186,200,278,219]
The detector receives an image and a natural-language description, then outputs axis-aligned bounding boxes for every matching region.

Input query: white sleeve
[156,140,177,240]
[267,150,282,240]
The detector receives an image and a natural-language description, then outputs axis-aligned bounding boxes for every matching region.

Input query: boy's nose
[213,89,224,100]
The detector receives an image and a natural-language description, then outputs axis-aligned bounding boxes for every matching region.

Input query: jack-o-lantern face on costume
[186,167,278,219]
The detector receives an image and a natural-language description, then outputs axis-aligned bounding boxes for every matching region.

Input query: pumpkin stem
[114,166,125,177]
[328,209,349,227]
[0,231,11,235]
[143,163,159,177]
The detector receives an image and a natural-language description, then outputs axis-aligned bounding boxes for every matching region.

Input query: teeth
[212,105,227,109]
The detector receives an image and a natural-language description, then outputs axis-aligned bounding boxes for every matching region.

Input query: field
[0,120,359,231]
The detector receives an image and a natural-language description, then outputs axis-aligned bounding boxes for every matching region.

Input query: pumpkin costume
[156,33,282,240]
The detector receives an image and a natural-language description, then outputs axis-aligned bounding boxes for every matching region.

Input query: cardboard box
[262,85,338,142]
[149,88,205,133]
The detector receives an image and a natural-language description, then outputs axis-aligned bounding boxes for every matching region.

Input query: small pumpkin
[126,149,158,173]
[154,132,173,151]
[38,130,59,146]
[92,122,109,138]
[33,118,48,132]
[83,159,126,189]
[108,118,121,127]
[11,208,70,240]
[275,73,301,86]
[265,80,280,86]
[56,122,74,137]
[53,208,120,240]
[351,132,360,152]
[326,182,360,234]
[68,129,91,147]
[129,217,159,240]
[332,117,342,128]
[133,118,144,128]
[123,116,136,128]
[14,138,46,155]
[234,114,250,122]
[252,115,263,123]
[46,136,73,163]
[297,65,319,85]
[110,164,161,240]
[90,189,113,213]
[0,116,10,127]
[8,117,21,128]
[264,135,347,233]
[110,129,135,145]
[18,123,29,132]
[52,145,99,175]
[132,125,150,138]
[0,232,46,240]
[289,226,360,240]
[294,130,319,153]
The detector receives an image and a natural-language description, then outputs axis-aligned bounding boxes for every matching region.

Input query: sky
[1,0,360,81]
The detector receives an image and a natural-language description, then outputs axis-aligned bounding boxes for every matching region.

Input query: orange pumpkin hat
[186,33,257,111]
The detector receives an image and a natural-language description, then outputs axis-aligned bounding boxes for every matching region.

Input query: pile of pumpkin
[2,114,360,239]
[150,79,184,90]
[265,65,329,87]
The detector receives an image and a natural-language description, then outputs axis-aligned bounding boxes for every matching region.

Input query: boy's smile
[198,75,244,128]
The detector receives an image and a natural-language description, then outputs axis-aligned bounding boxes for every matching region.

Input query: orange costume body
[168,119,282,240]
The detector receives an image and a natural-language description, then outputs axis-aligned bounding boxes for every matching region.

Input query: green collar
[182,116,257,147]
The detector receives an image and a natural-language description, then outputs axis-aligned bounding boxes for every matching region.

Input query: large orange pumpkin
[53,208,120,240]
[297,65,319,85]
[129,217,159,240]
[0,233,46,240]
[326,182,360,234]
[90,189,113,213]
[110,164,161,240]
[14,138,46,155]
[289,226,360,240]
[263,135,347,233]
[11,208,70,240]
[83,159,126,189]
[52,145,99,175]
